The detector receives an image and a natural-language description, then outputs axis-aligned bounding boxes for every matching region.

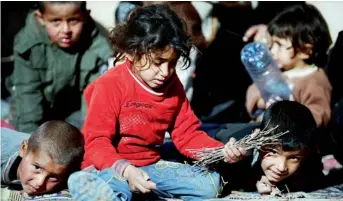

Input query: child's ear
[19,140,28,157]
[298,44,313,60]
[34,10,45,26]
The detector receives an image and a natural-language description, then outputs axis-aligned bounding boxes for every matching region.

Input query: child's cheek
[46,27,59,43]
[261,155,274,169]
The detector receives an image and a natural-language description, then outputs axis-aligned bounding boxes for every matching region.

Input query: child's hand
[222,137,247,163]
[243,24,272,48]
[265,96,283,109]
[257,95,294,110]
[123,165,156,194]
[256,98,266,110]
[256,175,273,195]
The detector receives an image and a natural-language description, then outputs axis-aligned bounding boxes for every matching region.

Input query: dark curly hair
[109,4,193,69]
[268,4,332,67]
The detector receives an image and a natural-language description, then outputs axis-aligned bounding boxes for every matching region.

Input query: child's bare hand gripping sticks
[256,175,282,196]
[256,175,273,195]
[222,137,248,163]
[123,165,157,194]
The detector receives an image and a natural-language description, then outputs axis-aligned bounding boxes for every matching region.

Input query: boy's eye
[68,19,80,24]
[264,152,277,158]
[269,150,278,155]
[290,156,300,161]
[33,164,41,170]
[51,19,60,23]
[153,61,164,66]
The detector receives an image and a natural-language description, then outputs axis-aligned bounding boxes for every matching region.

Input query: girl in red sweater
[68,4,246,201]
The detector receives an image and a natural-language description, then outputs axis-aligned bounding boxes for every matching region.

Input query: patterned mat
[207,183,343,201]
[2,184,343,201]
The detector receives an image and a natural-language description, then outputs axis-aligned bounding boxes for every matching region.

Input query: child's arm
[169,82,224,159]
[12,49,43,133]
[245,83,263,118]
[82,81,127,171]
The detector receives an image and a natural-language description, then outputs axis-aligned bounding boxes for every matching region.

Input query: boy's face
[18,141,68,195]
[260,147,307,183]
[35,3,89,49]
[270,36,310,71]
[131,46,179,89]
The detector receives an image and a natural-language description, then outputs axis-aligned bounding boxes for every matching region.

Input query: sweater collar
[283,65,318,79]
[125,60,176,97]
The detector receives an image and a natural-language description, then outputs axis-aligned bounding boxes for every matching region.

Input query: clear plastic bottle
[241,42,292,102]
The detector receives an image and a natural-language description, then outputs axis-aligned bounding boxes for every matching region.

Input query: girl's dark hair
[260,101,317,151]
[110,4,192,68]
[268,4,332,66]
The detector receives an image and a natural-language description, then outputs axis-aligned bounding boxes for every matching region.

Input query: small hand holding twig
[187,124,289,167]
[256,175,282,197]
[222,137,247,164]
[256,175,273,195]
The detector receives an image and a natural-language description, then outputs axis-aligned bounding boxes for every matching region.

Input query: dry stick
[187,125,289,167]
[285,184,290,201]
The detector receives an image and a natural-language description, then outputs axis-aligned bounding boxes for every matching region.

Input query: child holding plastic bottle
[244,3,332,127]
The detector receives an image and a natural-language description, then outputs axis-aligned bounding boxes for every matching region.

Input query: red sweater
[81,60,223,170]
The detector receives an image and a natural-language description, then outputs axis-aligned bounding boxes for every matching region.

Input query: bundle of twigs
[187,124,289,167]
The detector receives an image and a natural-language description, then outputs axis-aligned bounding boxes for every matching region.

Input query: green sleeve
[12,50,43,133]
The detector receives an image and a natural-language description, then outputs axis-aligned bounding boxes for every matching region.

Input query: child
[67,5,246,201]
[245,4,332,127]
[10,1,113,133]
[217,101,320,195]
[1,120,84,196]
